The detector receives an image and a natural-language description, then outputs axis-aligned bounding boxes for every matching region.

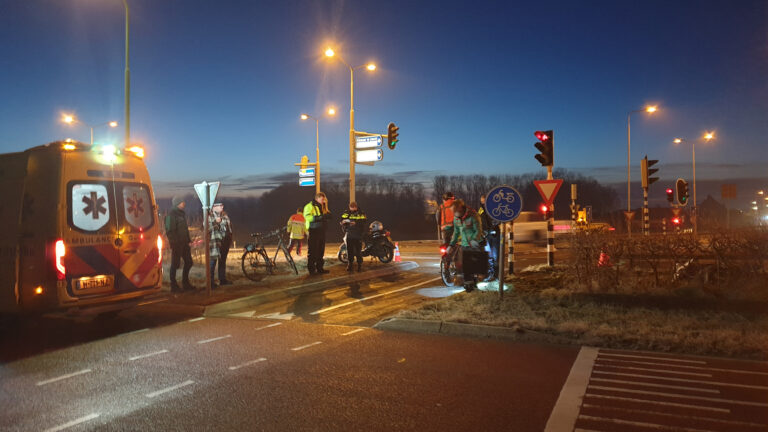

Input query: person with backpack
[165,196,195,292]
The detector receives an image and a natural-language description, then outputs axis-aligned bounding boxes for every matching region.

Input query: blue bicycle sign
[484,185,523,222]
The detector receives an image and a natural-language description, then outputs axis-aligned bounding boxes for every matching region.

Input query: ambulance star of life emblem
[82,191,107,219]
[126,193,144,218]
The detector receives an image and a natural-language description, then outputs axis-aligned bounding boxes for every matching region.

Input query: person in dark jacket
[479,194,500,279]
[303,192,331,275]
[165,196,195,292]
[340,201,367,271]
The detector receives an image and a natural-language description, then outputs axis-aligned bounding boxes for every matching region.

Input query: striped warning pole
[507,222,515,275]
[547,207,555,266]
[642,186,650,235]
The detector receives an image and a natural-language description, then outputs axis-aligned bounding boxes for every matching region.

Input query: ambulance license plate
[74,275,114,293]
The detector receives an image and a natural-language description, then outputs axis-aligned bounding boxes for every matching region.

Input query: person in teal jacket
[449,199,484,292]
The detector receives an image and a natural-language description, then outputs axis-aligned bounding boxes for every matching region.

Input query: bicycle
[241,228,298,281]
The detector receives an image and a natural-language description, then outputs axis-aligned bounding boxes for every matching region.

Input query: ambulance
[0,140,163,315]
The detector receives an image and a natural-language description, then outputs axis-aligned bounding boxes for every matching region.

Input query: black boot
[357,262,362,272]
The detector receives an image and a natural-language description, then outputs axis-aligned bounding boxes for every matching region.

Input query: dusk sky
[1,0,766,200]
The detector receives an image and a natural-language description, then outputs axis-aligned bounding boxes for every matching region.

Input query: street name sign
[299,168,315,178]
[299,177,315,187]
[533,179,563,206]
[484,185,523,223]
[355,135,382,149]
[355,148,383,163]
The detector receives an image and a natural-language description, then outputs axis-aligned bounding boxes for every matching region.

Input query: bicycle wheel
[241,248,273,281]
[338,244,348,264]
[440,257,458,287]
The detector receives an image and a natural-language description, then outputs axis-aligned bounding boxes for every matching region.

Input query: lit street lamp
[61,114,118,146]
[672,131,713,236]
[325,47,377,203]
[626,105,658,235]
[122,0,130,147]
[300,107,336,194]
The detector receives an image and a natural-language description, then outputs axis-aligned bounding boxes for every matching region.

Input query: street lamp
[122,0,130,148]
[61,114,119,146]
[325,46,377,203]
[300,107,337,194]
[626,105,658,235]
[672,132,714,236]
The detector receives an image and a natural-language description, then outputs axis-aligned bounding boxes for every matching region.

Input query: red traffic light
[539,204,549,213]
[671,217,681,225]
[666,188,673,194]
[534,131,550,141]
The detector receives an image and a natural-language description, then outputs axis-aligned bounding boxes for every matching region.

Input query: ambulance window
[71,183,111,231]
[122,184,153,230]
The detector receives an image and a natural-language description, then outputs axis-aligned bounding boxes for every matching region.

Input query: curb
[202,261,419,316]
[373,317,576,345]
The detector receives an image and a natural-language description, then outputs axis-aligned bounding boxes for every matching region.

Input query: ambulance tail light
[157,235,163,265]
[54,239,66,280]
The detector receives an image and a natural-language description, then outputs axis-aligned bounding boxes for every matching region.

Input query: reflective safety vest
[303,200,323,230]
[439,198,455,229]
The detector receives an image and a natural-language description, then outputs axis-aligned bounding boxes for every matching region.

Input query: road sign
[299,168,315,178]
[623,211,636,220]
[355,148,383,163]
[194,181,220,208]
[533,179,563,206]
[484,185,523,222]
[299,177,315,187]
[355,135,382,149]
[671,207,682,216]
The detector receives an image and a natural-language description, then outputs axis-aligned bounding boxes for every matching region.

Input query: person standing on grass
[303,192,331,275]
[340,201,367,272]
[287,208,307,256]
[165,196,195,292]
[211,203,232,285]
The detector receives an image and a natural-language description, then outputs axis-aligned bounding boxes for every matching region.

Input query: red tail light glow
[55,239,66,280]
[439,247,447,255]
[157,235,163,265]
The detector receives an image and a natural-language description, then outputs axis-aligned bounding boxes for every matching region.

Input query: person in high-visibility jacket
[340,201,367,272]
[303,192,331,275]
[436,192,456,244]
[286,208,307,256]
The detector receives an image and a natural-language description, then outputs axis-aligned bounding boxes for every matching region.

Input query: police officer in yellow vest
[340,201,367,271]
[303,192,331,275]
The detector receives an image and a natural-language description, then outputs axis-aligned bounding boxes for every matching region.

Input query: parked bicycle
[241,228,298,280]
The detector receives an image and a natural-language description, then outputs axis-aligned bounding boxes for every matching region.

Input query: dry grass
[398,270,768,360]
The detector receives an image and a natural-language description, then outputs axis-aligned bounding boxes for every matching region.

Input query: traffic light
[676,178,689,206]
[539,204,549,214]
[534,130,554,166]
[666,187,674,203]
[671,217,681,225]
[640,155,659,188]
[387,122,399,150]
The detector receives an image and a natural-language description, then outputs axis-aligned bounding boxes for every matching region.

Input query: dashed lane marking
[256,322,282,330]
[120,328,149,336]
[37,369,93,386]
[587,385,768,407]
[341,328,366,336]
[309,277,441,316]
[43,413,100,432]
[589,377,720,394]
[577,414,717,432]
[197,335,232,344]
[291,341,322,351]
[137,297,169,306]
[229,358,267,370]
[129,350,169,361]
[583,393,730,413]
[592,370,768,390]
[145,380,195,398]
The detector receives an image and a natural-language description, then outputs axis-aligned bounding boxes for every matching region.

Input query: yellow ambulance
[0,140,163,315]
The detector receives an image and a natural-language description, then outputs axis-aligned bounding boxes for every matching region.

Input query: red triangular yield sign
[533,179,563,206]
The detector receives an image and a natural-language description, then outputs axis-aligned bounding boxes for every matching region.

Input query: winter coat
[287,214,307,239]
[207,212,227,258]
[478,205,499,233]
[436,198,456,229]
[340,209,367,240]
[451,207,483,247]
[165,207,191,246]
[303,200,329,231]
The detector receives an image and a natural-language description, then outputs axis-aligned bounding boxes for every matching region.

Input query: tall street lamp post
[300,107,336,194]
[674,131,714,236]
[62,114,118,145]
[122,0,130,148]
[626,105,658,236]
[324,48,376,204]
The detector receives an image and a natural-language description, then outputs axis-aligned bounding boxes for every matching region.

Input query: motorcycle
[338,220,396,264]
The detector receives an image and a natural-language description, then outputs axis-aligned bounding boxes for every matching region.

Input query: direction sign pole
[203,184,211,297]
[499,223,506,299]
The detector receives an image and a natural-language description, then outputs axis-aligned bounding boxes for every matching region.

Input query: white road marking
[309,277,441,315]
[37,369,92,386]
[592,370,768,390]
[341,328,366,336]
[578,414,717,432]
[129,349,169,361]
[584,393,730,413]
[137,297,169,306]
[291,341,322,351]
[145,380,195,398]
[229,310,256,318]
[581,403,768,429]
[197,334,232,344]
[256,322,282,330]
[594,363,712,377]
[589,377,720,394]
[597,357,768,376]
[229,358,267,370]
[121,328,149,336]
[544,346,598,432]
[43,413,100,432]
[257,312,295,320]
[588,385,768,407]
[598,352,706,364]
[188,317,206,322]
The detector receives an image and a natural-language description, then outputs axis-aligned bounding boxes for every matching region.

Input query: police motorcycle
[338,220,396,264]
